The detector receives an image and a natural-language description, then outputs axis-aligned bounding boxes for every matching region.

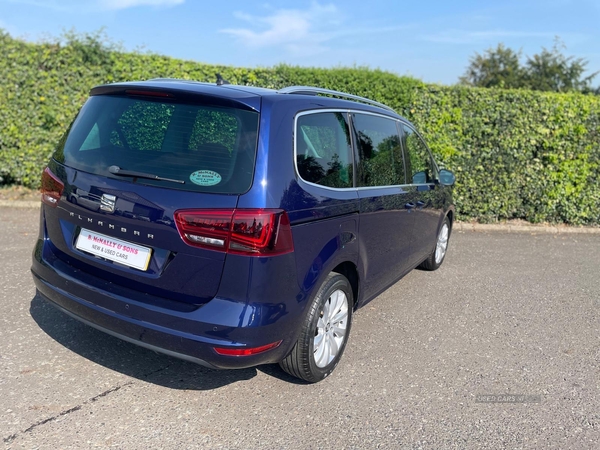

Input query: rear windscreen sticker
[190,170,222,186]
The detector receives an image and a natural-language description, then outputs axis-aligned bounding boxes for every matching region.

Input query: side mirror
[438,169,455,186]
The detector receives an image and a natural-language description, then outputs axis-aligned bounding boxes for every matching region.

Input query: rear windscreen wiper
[108,165,185,184]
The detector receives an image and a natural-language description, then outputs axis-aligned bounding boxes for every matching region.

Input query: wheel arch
[446,209,454,229]
[331,261,359,311]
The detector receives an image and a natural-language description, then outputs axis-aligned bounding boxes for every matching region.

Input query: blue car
[31,79,455,382]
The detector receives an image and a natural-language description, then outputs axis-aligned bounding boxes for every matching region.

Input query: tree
[460,38,599,93]
[525,39,598,92]
[459,44,525,89]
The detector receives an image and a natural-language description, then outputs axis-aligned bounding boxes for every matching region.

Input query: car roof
[90,78,402,118]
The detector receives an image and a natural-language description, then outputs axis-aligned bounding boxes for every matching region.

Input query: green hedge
[1,30,599,224]
[408,86,600,224]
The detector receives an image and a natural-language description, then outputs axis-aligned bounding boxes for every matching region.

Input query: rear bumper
[35,284,217,369]
[31,240,301,370]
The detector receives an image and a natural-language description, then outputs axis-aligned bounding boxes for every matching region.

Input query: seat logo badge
[100,194,117,213]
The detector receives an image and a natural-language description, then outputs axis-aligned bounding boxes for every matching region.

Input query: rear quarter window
[295,112,353,189]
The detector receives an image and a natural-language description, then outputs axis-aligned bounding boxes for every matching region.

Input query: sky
[1,0,599,86]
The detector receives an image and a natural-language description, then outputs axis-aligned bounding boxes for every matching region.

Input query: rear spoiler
[90,81,261,112]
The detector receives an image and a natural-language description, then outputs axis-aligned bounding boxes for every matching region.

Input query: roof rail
[278,86,396,113]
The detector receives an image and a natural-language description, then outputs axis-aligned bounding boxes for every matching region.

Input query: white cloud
[220,2,340,56]
[100,0,184,10]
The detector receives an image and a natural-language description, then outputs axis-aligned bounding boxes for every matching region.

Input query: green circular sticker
[190,170,222,186]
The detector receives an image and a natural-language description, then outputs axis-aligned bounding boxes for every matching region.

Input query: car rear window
[54,95,259,193]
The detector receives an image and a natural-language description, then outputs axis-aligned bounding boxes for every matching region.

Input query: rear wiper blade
[108,165,185,184]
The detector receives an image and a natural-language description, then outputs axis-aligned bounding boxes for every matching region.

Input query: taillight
[41,167,64,207]
[214,340,282,356]
[175,210,233,250]
[174,209,294,256]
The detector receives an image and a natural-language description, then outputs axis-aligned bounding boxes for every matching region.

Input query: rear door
[352,112,415,300]
[46,90,260,306]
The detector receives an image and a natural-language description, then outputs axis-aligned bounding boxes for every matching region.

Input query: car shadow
[29,293,305,390]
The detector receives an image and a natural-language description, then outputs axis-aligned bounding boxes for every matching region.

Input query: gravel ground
[1,206,599,449]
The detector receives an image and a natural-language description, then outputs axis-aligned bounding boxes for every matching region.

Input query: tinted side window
[353,113,404,187]
[296,112,353,188]
[402,124,437,184]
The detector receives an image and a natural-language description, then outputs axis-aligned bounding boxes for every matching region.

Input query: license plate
[76,228,152,271]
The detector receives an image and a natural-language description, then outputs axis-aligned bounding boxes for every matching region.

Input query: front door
[400,123,445,265]
[352,112,415,301]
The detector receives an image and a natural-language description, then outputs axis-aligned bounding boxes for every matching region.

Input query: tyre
[419,216,451,271]
[279,273,353,383]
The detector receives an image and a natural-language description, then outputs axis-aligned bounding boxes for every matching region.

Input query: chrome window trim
[355,185,408,191]
[293,109,439,192]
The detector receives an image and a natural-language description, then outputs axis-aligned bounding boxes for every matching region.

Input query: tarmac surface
[1,205,599,449]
